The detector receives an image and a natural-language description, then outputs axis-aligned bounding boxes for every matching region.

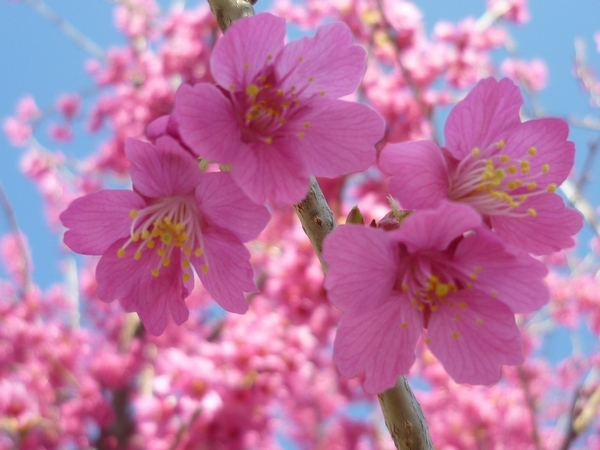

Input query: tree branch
[206,1,433,448]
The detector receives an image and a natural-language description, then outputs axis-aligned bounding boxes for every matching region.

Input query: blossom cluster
[323,77,583,393]
[59,12,383,335]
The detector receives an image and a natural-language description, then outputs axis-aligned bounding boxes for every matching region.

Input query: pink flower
[174,12,384,205]
[379,77,582,255]
[60,136,270,335]
[323,201,549,393]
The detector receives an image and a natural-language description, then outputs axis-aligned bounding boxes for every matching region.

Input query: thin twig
[517,365,543,450]
[22,0,106,60]
[0,181,32,295]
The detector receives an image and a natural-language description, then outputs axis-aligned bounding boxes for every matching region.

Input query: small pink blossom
[379,77,582,255]
[56,93,81,120]
[174,12,384,205]
[501,58,548,91]
[60,137,270,335]
[323,201,548,393]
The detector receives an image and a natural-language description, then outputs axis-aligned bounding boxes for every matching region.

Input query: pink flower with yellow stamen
[323,201,549,393]
[60,136,270,335]
[174,12,384,205]
[379,77,582,255]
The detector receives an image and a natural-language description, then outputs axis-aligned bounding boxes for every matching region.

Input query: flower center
[449,140,557,218]
[117,196,207,281]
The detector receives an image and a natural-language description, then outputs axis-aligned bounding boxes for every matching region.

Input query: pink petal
[195,172,270,242]
[454,228,549,313]
[146,115,168,141]
[275,22,366,99]
[379,141,450,209]
[96,239,180,306]
[129,293,169,336]
[333,299,423,394]
[229,139,310,205]
[126,137,201,198]
[196,227,256,314]
[444,78,522,159]
[61,190,145,255]
[211,13,286,90]
[491,193,583,255]
[426,291,523,385]
[395,202,481,253]
[174,83,241,162]
[289,100,381,177]
[323,225,397,313]
[502,118,574,185]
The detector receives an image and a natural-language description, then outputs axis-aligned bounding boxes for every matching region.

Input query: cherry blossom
[174,12,384,205]
[60,136,269,334]
[379,77,582,255]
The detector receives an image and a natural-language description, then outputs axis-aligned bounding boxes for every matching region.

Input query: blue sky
[2,0,600,289]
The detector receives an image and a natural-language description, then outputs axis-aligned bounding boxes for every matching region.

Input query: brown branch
[207,2,433,448]
[206,0,255,32]
[517,365,543,450]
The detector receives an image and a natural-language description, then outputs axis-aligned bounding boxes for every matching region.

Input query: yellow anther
[527,182,537,191]
[129,209,138,219]
[267,54,273,60]
[472,147,481,157]
[401,322,408,329]
[520,160,531,173]
[469,273,477,280]
[181,260,190,269]
[229,84,235,91]
[246,84,259,97]
[298,56,304,62]
[401,284,408,292]
[164,216,172,225]
[117,248,126,258]
[527,208,537,217]
[452,332,460,339]
[476,318,483,326]
[508,165,517,174]
[132,233,140,242]
[449,301,456,307]
[519,194,528,202]
[459,302,466,309]
[201,264,209,274]
[425,338,432,345]
[500,155,510,162]
[435,284,449,297]
[244,63,250,69]
[541,164,550,173]
[184,247,192,256]
[163,258,171,267]
[319,91,325,96]
[418,304,425,311]
[141,230,150,239]
[194,248,203,257]
[134,251,142,261]
[161,233,173,245]
[157,248,166,257]
[298,131,305,138]
[147,240,155,249]
[182,273,191,282]
[475,266,482,273]
[507,181,519,190]
[528,147,537,156]
[431,304,439,312]
[547,183,557,193]
[308,76,314,82]
[491,290,498,297]
[303,122,310,128]
[151,269,160,277]
[453,315,460,321]
[496,139,506,149]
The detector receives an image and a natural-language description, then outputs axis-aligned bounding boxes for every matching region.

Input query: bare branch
[207,0,255,32]
[22,0,106,60]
